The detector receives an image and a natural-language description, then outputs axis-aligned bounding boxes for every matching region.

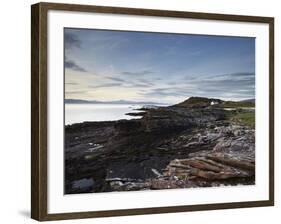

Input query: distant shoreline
[65,99,167,105]
[65,97,255,126]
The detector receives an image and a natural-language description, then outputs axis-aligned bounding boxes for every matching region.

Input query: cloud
[65,82,78,85]
[65,59,87,72]
[132,83,153,88]
[106,77,125,82]
[198,72,255,90]
[167,81,177,85]
[184,72,254,82]
[182,72,254,86]
[137,78,154,86]
[104,76,154,88]
[141,87,195,98]
[88,83,121,88]
[65,32,81,49]
[212,72,254,79]
[65,90,88,95]
[121,70,154,76]
[141,72,255,100]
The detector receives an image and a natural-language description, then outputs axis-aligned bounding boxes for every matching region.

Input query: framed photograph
[31,2,274,221]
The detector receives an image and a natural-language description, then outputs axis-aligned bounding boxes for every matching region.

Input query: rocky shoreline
[65,97,255,194]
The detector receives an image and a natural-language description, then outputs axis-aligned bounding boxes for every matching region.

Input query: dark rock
[64,97,255,193]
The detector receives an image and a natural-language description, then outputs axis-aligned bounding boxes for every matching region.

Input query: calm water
[65,103,147,125]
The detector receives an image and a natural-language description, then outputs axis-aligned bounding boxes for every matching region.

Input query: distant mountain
[65,99,165,105]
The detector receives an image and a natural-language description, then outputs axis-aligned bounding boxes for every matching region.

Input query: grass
[223,101,255,108]
[231,111,255,128]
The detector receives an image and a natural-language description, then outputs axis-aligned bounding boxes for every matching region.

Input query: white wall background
[0,0,279,223]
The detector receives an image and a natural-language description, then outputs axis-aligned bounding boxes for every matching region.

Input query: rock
[106,178,151,191]
[162,150,254,185]
[150,179,183,189]
[151,168,163,177]
[109,180,123,189]
[206,153,255,171]
[64,97,255,193]
[72,178,94,190]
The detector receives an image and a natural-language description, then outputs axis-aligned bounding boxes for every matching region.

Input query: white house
[210,101,219,106]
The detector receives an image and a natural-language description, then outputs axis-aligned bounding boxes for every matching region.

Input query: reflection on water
[65,103,144,125]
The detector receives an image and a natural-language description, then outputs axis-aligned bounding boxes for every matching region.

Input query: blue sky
[64,28,255,104]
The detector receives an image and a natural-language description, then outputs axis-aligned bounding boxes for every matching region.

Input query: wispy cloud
[105,76,154,88]
[65,90,88,95]
[141,72,255,101]
[65,59,87,72]
[137,78,154,86]
[197,72,255,91]
[65,82,79,85]
[132,83,153,88]
[121,70,154,76]
[88,83,121,88]
[65,32,81,49]
[209,72,255,80]
[106,77,125,82]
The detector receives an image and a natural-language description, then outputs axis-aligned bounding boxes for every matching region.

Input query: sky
[64,28,255,104]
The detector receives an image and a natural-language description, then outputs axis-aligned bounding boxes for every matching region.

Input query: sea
[65,103,160,125]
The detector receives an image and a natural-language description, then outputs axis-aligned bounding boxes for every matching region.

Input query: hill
[173,97,255,109]
[173,97,223,108]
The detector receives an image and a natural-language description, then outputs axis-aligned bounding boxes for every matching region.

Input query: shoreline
[65,97,255,194]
